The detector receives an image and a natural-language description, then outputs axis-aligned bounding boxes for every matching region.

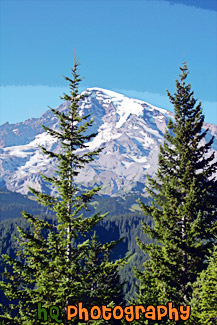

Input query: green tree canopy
[189,245,217,325]
[134,62,217,324]
[0,60,126,324]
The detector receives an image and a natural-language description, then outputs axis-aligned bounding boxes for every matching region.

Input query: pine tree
[134,62,217,323]
[82,232,124,309]
[0,60,125,324]
[189,245,217,325]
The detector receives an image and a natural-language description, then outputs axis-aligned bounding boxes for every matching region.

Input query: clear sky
[0,0,217,125]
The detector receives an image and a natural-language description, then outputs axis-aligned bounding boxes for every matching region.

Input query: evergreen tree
[189,245,217,325]
[0,60,125,324]
[82,232,124,309]
[134,62,217,323]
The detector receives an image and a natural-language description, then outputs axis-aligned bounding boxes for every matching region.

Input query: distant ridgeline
[0,188,153,301]
[0,188,46,221]
[1,88,216,198]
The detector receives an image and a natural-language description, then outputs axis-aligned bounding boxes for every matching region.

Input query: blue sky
[0,0,216,125]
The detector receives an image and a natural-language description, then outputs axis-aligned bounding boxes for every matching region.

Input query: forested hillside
[0,188,153,303]
[1,60,216,324]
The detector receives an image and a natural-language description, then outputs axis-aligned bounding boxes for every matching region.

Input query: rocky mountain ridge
[0,88,216,196]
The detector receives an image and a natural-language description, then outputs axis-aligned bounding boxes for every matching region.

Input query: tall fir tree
[0,60,126,324]
[134,62,217,324]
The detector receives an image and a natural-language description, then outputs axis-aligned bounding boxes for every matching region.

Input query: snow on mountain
[0,88,216,196]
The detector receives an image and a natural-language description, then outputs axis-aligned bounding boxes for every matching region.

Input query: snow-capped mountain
[0,88,217,196]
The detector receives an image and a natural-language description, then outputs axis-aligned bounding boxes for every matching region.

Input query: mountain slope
[0,88,216,196]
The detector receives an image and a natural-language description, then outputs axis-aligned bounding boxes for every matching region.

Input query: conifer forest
[0,60,216,324]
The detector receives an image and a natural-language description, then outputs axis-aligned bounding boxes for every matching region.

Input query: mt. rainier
[0,88,216,196]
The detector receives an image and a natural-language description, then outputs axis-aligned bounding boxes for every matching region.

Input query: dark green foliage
[80,232,124,308]
[134,63,217,323]
[0,199,153,306]
[0,60,126,324]
[0,188,45,221]
[189,245,217,324]
[0,190,154,304]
